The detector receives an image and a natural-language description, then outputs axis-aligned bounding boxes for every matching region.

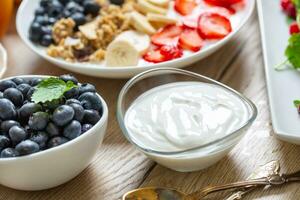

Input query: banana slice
[147,13,177,25]
[137,0,168,14]
[130,11,156,35]
[115,30,150,54]
[105,40,140,67]
[147,0,170,7]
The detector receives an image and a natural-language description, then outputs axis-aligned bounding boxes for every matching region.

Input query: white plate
[258,0,300,145]
[16,0,255,78]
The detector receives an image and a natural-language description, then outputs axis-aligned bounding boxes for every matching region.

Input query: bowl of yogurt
[117,68,257,172]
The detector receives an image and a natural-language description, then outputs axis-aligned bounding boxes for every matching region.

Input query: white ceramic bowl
[0,75,108,191]
[117,68,257,172]
[0,44,7,78]
[16,0,255,78]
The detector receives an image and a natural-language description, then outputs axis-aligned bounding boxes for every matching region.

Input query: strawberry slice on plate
[197,12,232,39]
[204,0,243,7]
[175,0,197,16]
[179,28,203,52]
[160,45,183,59]
[151,25,183,46]
[143,49,168,63]
[182,15,198,29]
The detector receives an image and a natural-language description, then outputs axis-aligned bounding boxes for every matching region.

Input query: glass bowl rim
[117,68,258,156]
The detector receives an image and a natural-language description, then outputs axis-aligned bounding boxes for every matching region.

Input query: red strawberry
[182,15,198,29]
[197,12,232,39]
[174,0,197,16]
[290,22,300,34]
[179,28,203,52]
[143,49,168,63]
[204,0,242,7]
[151,25,183,46]
[281,0,291,11]
[160,45,183,59]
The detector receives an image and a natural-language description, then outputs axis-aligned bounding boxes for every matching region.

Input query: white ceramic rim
[0,44,7,78]
[0,75,109,162]
[16,0,256,73]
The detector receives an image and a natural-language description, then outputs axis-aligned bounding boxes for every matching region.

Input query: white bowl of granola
[16,0,255,78]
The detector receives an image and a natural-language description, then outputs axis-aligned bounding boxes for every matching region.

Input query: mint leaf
[285,34,300,69]
[294,100,300,107]
[31,77,77,103]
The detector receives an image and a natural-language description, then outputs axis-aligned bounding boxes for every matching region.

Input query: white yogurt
[125,82,250,152]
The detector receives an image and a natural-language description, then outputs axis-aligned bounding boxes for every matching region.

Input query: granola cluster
[47,2,134,63]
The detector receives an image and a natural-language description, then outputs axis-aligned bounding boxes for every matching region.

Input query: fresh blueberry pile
[29,0,101,46]
[0,75,103,158]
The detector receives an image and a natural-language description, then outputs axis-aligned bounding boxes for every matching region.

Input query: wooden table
[1,7,300,200]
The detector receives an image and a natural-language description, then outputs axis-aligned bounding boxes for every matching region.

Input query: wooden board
[1,9,300,200]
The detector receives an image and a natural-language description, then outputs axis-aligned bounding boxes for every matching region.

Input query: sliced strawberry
[182,15,198,29]
[289,22,300,35]
[174,0,197,16]
[151,25,183,46]
[197,12,232,39]
[179,28,203,52]
[143,49,168,63]
[160,45,183,60]
[204,0,242,7]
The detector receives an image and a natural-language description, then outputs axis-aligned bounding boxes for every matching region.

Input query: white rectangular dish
[257,0,300,144]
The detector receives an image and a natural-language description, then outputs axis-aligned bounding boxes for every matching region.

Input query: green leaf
[294,100,300,107]
[31,77,77,103]
[285,34,300,69]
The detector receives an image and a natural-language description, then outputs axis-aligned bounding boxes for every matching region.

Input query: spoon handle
[188,178,269,199]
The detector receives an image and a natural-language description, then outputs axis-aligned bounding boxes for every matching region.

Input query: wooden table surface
[1,6,300,200]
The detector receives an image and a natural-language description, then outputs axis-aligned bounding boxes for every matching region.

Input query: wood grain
[0,7,299,200]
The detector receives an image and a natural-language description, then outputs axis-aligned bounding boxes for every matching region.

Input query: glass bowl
[117,68,257,172]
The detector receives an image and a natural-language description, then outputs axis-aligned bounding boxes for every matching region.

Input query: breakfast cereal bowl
[16,0,255,78]
[117,68,257,172]
[0,75,108,191]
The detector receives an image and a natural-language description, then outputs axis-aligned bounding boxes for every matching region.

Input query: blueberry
[30,132,49,149]
[3,88,24,107]
[63,10,72,17]
[26,87,35,101]
[48,17,57,25]
[18,103,42,119]
[79,92,102,112]
[109,0,124,5]
[40,0,50,8]
[83,109,100,125]
[60,74,78,84]
[15,140,40,156]
[46,122,60,137]
[12,77,25,85]
[17,83,31,96]
[78,83,96,94]
[1,120,20,132]
[66,98,81,105]
[34,15,48,26]
[0,91,3,98]
[71,12,86,26]
[59,0,70,5]
[28,112,49,131]
[52,105,75,126]
[29,22,43,41]
[35,7,45,16]
[63,120,81,139]
[63,87,78,99]
[9,126,28,145]
[41,26,52,35]
[69,103,84,122]
[40,34,53,47]
[74,0,84,4]
[83,1,100,16]
[29,78,42,86]
[66,2,84,13]
[81,123,93,133]
[0,99,17,120]
[0,135,10,151]
[1,148,19,158]
[0,80,17,92]
[48,0,64,18]
[47,136,69,148]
